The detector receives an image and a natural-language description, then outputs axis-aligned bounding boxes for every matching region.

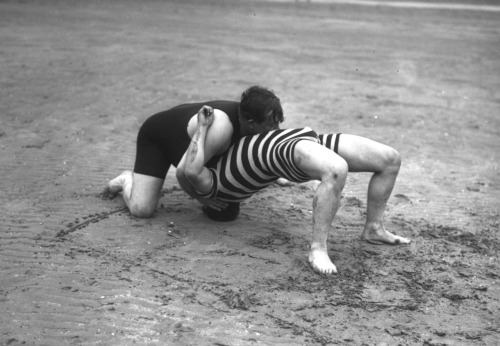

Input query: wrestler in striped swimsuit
[201,128,341,202]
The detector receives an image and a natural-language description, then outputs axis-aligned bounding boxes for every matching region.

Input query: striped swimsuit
[203,128,341,202]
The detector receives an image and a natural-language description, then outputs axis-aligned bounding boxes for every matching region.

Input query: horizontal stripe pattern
[212,128,319,202]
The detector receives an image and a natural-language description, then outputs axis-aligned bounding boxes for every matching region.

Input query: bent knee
[385,148,401,173]
[129,203,156,218]
[326,157,348,184]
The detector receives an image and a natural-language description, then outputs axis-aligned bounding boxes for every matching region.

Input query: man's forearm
[183,105,216,196]
[185,126,208,183]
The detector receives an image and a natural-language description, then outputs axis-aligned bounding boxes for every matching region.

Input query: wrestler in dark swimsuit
[132,101,244,221]
[105,86,285,221]
[134,101,241,179]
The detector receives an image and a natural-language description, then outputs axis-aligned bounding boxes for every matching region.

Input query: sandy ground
[1,0,499,345]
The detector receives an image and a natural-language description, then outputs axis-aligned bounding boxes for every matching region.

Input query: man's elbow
[176,164,197,186]
[184,165,202,186]
[175,165,185,181]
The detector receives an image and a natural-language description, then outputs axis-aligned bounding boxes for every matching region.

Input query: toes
[324,267,338,275]
[308,249,338,275]
[394,235,411,244]
[100,186,118,200]
[324,268,338,275]
[309,262,337,275]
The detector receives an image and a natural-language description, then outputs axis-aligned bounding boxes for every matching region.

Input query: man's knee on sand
[129,201,157,218]
[125,172,164,218]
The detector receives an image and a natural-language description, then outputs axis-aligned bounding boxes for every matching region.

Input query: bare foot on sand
[101,170,132,199]
[361,223,411,245]
[308,248,338,275]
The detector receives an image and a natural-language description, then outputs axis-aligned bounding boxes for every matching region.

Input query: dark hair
[239,86,284,124]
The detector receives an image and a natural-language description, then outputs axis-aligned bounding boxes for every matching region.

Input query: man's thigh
[337,134,397,173]
[294,140,347,181]
[131,172,164,209]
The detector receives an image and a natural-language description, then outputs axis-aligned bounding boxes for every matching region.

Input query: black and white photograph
[1,0,499,344]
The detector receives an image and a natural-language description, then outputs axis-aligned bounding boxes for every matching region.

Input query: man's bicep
[187,109,233,161]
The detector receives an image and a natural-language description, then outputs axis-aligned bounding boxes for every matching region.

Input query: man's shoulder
[277,128,320,144]
[169,100,238,111]
[204,101,240,122]
[204,100,239,109]
[278,127,318,138]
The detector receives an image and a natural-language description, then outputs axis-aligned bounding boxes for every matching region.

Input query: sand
[1,0,499,345]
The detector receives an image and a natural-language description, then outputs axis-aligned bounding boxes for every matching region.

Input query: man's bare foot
[101,170,132,200]
[100,186,118,200]
[361,224,411,245]
[308,248,338,275]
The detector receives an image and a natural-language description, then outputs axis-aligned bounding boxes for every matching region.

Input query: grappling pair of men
[106,86,410,275]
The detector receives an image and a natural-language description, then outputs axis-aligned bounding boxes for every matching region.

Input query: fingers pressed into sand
[361,228,411,245]
[308,248,338,275]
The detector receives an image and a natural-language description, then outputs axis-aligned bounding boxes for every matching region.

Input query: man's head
[238,86,284,135]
